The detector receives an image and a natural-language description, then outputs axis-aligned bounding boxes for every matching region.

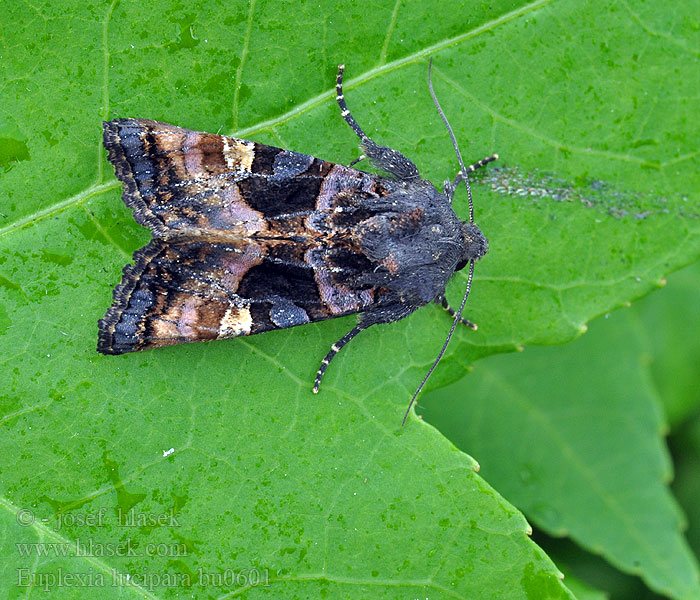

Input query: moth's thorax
[410,181,489,266]
[343,181,473,305]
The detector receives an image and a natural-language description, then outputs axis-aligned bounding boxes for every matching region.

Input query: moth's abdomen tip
[312,387,319,395]
[493,153,499,160]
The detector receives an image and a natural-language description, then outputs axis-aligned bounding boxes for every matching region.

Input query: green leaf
[633,262,700,427]
[540,536,661,600]
[553,569,609,600]
[423,262,700,599]
[1,0,698,598]
[674,414,700,564]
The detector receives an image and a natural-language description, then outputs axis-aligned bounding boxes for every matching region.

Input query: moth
[98,61,497,422]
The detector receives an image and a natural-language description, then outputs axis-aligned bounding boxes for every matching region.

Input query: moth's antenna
[428,57,474,223]
[402,260,475,426]
[402,58,483,426]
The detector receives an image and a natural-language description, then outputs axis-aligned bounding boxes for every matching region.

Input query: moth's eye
[455,259,468,272]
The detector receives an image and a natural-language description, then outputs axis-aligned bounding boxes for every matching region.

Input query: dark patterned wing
[98,239,382,354]
[102,119,391,235]
[98,119,398,354]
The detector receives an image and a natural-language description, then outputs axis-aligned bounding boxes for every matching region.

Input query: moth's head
[456,222,488,271]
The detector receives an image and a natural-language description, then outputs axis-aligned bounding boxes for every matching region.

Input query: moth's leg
[313,324,366,394]
[348,154,366,168]
[334,65,366,142]
[442,179,457,202]
[447,154,500,189]
[313,302,417,393]
[465,154,499,174]
[442,154,499,202]
[439,297,477,330]
[335,64,419,181]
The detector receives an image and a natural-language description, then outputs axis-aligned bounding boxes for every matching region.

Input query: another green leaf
[423,262,700,598]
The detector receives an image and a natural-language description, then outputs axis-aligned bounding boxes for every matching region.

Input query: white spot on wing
[219,305,253,337]
[222,137,235,170]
